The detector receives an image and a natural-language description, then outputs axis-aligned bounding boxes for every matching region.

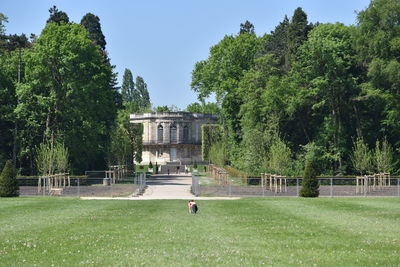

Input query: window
[183,125,189,143]
[170,124,177,143]
[157,125,163,143]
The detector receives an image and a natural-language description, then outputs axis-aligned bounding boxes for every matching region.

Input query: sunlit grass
[0,197,399,266]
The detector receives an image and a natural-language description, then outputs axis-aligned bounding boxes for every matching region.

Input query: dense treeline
[0,6,150,174]
[191,0,400,176]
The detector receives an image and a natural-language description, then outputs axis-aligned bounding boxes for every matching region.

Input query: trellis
[356,173,391,194]
[37,173,70,195]
[261,173,287,193]
[105,165,128,185]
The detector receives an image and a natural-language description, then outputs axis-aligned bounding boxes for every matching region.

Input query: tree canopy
[191,1,400,176]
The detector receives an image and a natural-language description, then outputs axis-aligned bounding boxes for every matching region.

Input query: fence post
[330,178,333,197]
[262,177,265,197]
[398,178,399,197]
[77,177,80,197]
[296,178,299,197]
[228,178,231,197]
[110,175,113,197]
[191,173,199,196]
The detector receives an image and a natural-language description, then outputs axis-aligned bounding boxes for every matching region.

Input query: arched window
[157,125,163,143]
[170,124,177,143]
[183,125,189,143]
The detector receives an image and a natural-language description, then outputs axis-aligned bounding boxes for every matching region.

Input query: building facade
[130,112,218,165]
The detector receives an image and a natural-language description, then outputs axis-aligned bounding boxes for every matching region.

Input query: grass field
[1,197,399,266]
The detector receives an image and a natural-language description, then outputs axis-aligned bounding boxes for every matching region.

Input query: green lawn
[0,197,399,266]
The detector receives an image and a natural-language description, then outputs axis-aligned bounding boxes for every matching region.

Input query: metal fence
[18,172,147,197]
[191,174,400,197]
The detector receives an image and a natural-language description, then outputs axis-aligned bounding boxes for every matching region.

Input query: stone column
[164,122,170,144]
[177,122,182,143]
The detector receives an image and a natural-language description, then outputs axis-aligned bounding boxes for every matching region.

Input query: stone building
[130,112,218,165]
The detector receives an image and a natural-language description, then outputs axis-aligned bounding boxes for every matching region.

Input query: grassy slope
[0,197,399,266]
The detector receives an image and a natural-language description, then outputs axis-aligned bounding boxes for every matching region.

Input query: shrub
[351,137,372,175]
[0,160,19,197]
[202,124,222,161]
[300,162,319,197]
[149,161,153,169]
[209,141,226,166]
[193,161,198,169]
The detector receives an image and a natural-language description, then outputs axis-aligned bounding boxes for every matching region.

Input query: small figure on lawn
[188,200,198,214]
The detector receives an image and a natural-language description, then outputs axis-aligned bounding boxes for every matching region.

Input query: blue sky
[2,0,370,109]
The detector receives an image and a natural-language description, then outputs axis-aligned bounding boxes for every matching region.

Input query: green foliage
[300,162,319,197]
[155,106,170,112]
[191,30,264,144]
[375,137,394,173]
[201,124,222,161]
[109,110,132,166]
[135,76,151,109]
[297,142,328,176]
[124,122,143,167]
[267,137,292,175]
[148,161,153,169]
[208,141,226,167]
[356,0,400,147]
[16,22,117,173]
[121,68,135,103]
[350,137,372,175]
[46,6,69,24]
[80,13,106,50]
[0,160,19,197]
[225,166,248,178]
[186,102,220,114]
[35,143,53,176]
[154,105,180,112]
[189,2,400,177]
[121,69,151,111]
[239,20,255,35]
[0,12,8,35]
[35,141,69,176]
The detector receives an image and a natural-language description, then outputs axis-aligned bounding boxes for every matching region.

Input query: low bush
[0,160,19,197]
[300,162,319,197]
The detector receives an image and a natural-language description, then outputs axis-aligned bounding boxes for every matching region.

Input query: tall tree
[356,0,400,149]
[80,13,106,51]
[0,13,8,35]
[17,22,117,173]
[135,76,150,109]
[191,30,264,145]
[121,68,134,103]
[46,6,69,24]
[286,7,313,70]
[294,23,359,174]
[239,20,255,35]
[263,15,290,71]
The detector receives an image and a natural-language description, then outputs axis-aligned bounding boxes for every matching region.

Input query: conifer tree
[0,160,19,197]
[300,162,319,197]
[121,69,134,103]
[135,76,151,109]
[47,6,69,24]
[80,13,106,51]
[239,20,255,35]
